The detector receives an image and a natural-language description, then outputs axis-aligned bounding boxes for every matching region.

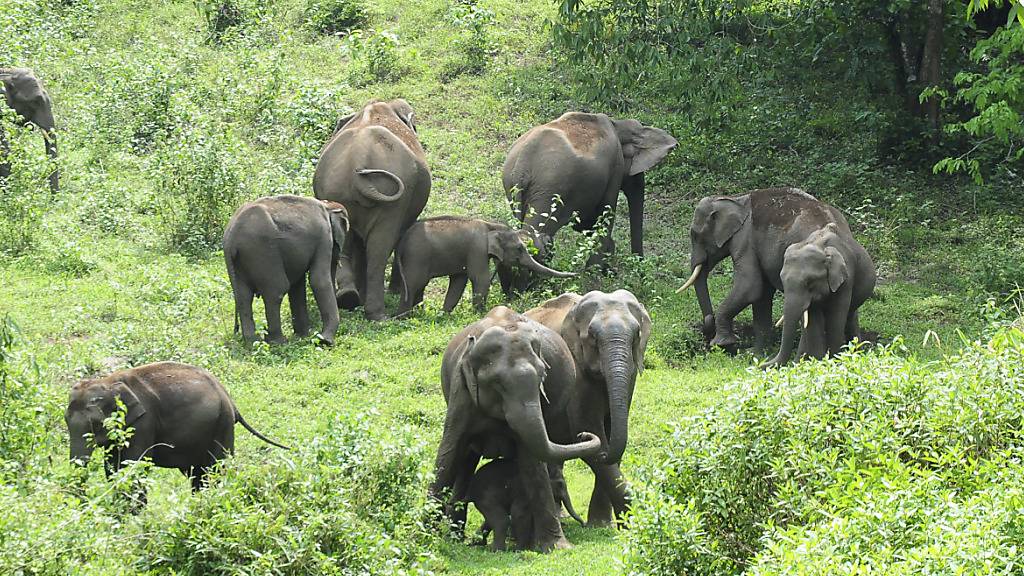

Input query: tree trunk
[919,0,945,134]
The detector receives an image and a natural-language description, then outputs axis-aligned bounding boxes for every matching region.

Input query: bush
[193,0,270,44]
[440,1,496,80]
[344,29,403,85]
[624,326,1024,574]
[304,0,367,36]
[0,109,53,256]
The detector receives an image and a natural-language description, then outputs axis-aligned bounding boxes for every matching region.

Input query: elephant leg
[263,291,287,344]
[800,307,827,359]
[189,465,211,492]
[468,258,491,311]
[592,462,629,523]
[0,127,9,181]
[337,237,364,310]
[232,281,257,343]
[624,177,645,257]
[361,225,401,321]
[443,274,469,314]
[586,480,615,528]
[846,309,861,342]
[388,257,403,295]
[751,285,777,357]
[311,256,341,345]
[430,401,473,530]
[711,270,764,351]
[517,454,570,552]
[826,290,853,356]
[476,500,509,551]
[288,278,311,338]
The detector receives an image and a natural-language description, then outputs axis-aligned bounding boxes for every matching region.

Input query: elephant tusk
[675,264,703,294]
[803,310,809,330]
[775,316,784,328]
[539,381,550,404]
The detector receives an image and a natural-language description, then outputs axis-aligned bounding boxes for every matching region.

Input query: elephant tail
[235,409,291,450]
[354,168,405,203]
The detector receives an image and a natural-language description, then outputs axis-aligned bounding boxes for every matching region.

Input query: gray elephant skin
[66,362,289,495]
[396,216,574,315]
[1,68,58,192]
[430,306,602,552]
[500,112,676,289]
[762,222,875,368]
[313,98,431,321]
[526,289,651,526]
[677,187,858,356]
[224,195,350,345]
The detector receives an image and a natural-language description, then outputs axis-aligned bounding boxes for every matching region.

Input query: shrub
[344,28,403,85]
[304,0,367,36]
[624,325,1024,574]
[193,0,270,43]
[441,1,496,80]
[0,109,53,256]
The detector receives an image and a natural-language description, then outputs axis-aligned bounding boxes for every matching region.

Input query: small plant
[193,0,269,43]
[343,28,402,85]
[0,107,52,256]
[441,1,496,80]
[304,0,367,36]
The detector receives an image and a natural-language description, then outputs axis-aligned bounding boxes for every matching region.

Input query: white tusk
[775,316,784,328]
[802,310,809,329]
[675,264,703,294]
[539,381,550,404]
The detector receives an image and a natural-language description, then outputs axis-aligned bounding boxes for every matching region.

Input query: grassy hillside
[1,0,1022,574]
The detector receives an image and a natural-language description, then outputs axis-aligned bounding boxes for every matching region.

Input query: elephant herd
[50,94,876,552]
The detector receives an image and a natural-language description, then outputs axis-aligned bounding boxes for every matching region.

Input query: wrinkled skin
[223,195,350,345]
[761,223,876,368]
[526,290,651,526]
[679,188,855,356]
[0,68,58,192]
[65,362,288,501]
[430,306,602,552]
[313,99,431,321]
[499,112,677,291]
[396,216,575,315]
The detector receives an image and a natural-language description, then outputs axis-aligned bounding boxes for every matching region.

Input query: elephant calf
[396,216,574,315]
[224,195,350,345]
[66,362,289,495]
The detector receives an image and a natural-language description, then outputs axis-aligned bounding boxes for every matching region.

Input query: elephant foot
[701,315,716,342]
[586,517,615,529]
[364,310,387,322]
[336,289,361,311]
[314,332,335,346]
[710,333,739,351]
[532,535,572,553]
[265,333,287,345]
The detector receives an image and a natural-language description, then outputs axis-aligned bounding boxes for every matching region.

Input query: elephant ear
[486,230,506,261]
[323,201,350,250]
[564,298,598,369]
[390,99,416,132]
[623,125,677,176]
[710,197,749,248]
[456,336,480,406]
[110,381,146,426]
[623,295,652,375]
[825,246,848,293]
[333,113,356,135]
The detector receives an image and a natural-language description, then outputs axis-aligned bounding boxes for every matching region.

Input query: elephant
[429,306,602,552]
[499,112,676,290]
[395,216,575,315]
[676,187,856,356]
[0,68,58,193]
[761,222,876,368]
[65,362,289,497]
[223,195,350,345]
[313,98,431,321]
[547,461,585,526]
[525,290,651,526]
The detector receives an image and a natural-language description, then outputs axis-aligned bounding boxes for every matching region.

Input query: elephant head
[320,200,350,257]
[677,195,751,335]
[1,68,57,192]
[562,290,651,464]
[768,224,848,366]
[488,226,575,280]
[65,378,147,465]
[450,313,601,463]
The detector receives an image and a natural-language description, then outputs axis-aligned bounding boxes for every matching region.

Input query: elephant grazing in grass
[761,222,875,368]
[1,68,58,192]
[65,362,289,497]
[430,306,602,552]
[313,98,431,321]
[224,195,350,346]
[395,216,575,315]
[677,187,856,356]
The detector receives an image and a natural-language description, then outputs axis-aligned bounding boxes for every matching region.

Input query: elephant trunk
[506,400,601,463]
[767,297,808,367]
[517,252,574,278]
[43,130,57,193]
[69,428,92,466]
[599,328,637,465]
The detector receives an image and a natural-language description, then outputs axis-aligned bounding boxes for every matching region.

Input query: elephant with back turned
[499,112,677,290]
[761,222,875,368]
[429,306,602,552]
[677,187,858,356]
[526,290,651,526]
[313,98,430,320]
[1,68,58,193]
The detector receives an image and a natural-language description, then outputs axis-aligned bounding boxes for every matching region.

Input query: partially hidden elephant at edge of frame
[66,362,290,496]
[313,98,431,321]
[676,187,856,356]
[499,112,677,290]
[525,289,651,526]
[430,306,602,552]
[223,195,350,346]
[395,216,575,315]
[1,68,58,192]
[761,222,876,368]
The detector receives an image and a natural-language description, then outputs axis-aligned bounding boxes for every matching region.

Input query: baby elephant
[224,195,349,345]
[467,459,584,551]
[66,362,289,494]
[396,216,574,315]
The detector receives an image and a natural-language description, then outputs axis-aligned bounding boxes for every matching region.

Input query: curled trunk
[506,400,601,462]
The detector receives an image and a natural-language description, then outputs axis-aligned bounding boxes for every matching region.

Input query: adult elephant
[1,68,58,193]
[429,306,602,552]
[313,98,430,320]
[761,223,875,368]
[676,187,855,356]
[500,112,676,290]
[526,290,651,526]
